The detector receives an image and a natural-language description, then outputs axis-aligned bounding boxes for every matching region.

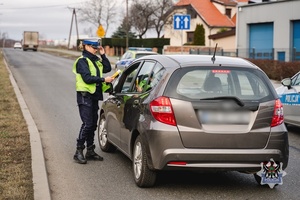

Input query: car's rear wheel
[133,135,156,187]
[98,113,116,152]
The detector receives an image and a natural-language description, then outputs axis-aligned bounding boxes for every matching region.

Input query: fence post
[236,48,238,57]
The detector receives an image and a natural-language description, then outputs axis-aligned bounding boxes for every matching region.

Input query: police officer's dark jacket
[74,50,111,100]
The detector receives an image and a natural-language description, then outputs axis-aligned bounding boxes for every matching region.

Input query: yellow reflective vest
[72,56,110,93]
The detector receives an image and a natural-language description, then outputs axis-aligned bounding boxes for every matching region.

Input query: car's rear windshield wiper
[200,96,245,107]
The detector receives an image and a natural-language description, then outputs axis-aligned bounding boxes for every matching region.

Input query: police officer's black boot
[73,145,87,164]
[85,144,103,161]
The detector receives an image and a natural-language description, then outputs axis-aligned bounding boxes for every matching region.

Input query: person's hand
[136,85,142,92]
[104,76,114,83]
[99,46,105,55]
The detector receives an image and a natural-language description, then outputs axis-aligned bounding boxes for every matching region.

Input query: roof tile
[175,0,245,27]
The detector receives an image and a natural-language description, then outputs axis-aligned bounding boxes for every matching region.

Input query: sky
[0,0,122,41]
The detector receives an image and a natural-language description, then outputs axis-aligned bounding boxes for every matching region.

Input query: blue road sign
[173,15,191,30]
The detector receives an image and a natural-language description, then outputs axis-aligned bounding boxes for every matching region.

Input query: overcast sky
[0,0,120,41]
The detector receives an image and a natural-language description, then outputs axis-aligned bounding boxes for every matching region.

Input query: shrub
[247,59,300,81]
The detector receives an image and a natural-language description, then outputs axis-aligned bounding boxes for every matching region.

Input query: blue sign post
[173,15,191,30]
[173,15,191,54]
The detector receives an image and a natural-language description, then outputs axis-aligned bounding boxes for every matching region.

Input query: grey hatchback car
[98,55,289,187]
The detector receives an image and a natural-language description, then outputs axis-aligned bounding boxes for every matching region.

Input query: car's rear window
[135,53,156,59]
[165,67,274,101]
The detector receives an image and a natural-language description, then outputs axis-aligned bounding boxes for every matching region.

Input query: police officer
[72,39,114,164]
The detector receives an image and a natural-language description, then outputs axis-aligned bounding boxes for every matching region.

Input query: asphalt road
[3,48,300,200]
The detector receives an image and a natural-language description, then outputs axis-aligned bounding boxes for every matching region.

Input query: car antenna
[211,43,218,64]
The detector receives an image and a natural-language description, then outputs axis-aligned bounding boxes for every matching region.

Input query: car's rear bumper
[143,124,289,172]
[160,148,285,172]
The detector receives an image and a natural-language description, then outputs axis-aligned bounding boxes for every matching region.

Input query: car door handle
[133,99,140,108]
[133,99,139,105]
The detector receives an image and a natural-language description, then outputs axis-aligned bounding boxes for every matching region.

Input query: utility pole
[2,32,7,48]
[68,8,79,50]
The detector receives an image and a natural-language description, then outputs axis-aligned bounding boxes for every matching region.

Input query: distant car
[115,47,158,70]
[276,71,300,127]
[13,42,22,49]
[98,54,289,187]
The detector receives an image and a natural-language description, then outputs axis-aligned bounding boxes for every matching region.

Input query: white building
[236,0,300,61]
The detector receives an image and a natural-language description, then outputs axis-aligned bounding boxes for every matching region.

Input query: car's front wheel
[98,113,116,152]
[133,135,156,187]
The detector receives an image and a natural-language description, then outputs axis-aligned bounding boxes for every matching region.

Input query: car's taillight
[150,96,177,126]
[271,99,284,127]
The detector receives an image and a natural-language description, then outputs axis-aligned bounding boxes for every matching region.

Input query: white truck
[22,31,39,51]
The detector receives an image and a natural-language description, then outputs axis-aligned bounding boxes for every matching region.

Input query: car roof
[138,54,259,69]
[128,47,152,51]
[129,50,158,54]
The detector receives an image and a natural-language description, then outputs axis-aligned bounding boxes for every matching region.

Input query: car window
[127,52,133,59]
[165,67,271,101]
[120,62,142,93]
[134,61,156,92]
[116,60,165,94]
[135,53,156,59]
[150,63,165,89]
[291,73,300,86]
[121,52,128,60]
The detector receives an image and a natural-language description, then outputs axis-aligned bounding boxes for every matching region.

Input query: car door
[104,61,140,149]
[279,72,300,126]
[119,61,156,156]
[105,61,143,156]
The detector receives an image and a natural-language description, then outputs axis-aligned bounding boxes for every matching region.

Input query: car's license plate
[199,111,250,124]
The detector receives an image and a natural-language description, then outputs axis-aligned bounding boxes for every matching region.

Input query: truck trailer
[22,31,39,51]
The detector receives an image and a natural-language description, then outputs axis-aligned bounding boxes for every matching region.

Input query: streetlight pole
[126,0,129,51]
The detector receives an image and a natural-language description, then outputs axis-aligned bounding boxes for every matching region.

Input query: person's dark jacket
[76,50,112,100]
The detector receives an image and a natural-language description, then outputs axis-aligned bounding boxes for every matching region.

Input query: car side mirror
[281,78,292,89]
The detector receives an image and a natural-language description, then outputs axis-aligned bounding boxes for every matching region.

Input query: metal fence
[189,48,300,62]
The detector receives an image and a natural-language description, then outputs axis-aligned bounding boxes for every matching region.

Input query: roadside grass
[0,50,34,200]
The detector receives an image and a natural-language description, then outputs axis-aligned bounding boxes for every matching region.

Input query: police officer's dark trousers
[74,92,103,163]
[76,92,99,147]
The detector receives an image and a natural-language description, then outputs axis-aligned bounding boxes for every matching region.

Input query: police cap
[82,38,101,48]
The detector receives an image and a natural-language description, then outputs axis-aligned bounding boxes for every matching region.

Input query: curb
[3,52,52,200]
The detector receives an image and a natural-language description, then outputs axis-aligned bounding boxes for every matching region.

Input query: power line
[5,2,86,10]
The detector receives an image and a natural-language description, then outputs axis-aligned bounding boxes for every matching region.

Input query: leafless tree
[0,32,8,40]
[129,0,155,39]
[83,27,95,37]
[77,0,118,37]
[152,0,173,38]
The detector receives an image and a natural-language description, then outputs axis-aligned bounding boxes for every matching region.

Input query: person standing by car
[135,72,154,92]
[72,39,114,164]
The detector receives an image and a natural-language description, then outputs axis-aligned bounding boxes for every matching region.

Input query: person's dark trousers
[76,92,99,147]
[74,92,103,163]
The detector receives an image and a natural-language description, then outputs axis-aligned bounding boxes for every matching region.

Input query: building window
[225,8,231,18]
[187,32,194,43]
